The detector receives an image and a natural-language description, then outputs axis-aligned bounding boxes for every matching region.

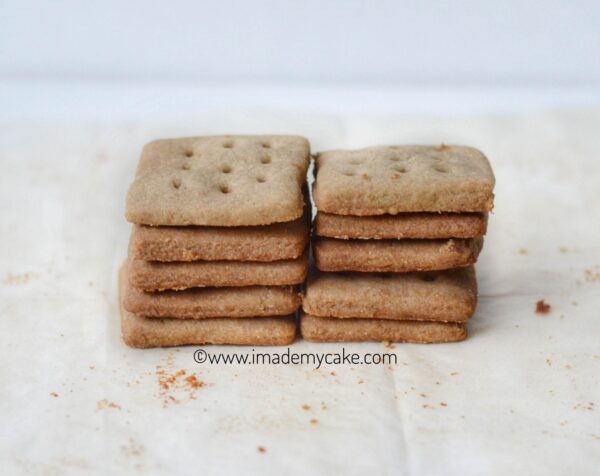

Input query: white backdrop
[1,0,600,84]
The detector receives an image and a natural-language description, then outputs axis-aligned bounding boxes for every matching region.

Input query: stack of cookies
[302,145,495,344]
[120,135,311,348]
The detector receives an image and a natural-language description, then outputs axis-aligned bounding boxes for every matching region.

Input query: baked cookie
[313,145,494,214]
[126,135,310,226]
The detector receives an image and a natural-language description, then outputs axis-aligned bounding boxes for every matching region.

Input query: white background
[1,0,600,118]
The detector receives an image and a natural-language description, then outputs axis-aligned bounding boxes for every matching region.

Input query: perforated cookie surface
[126,135,310,226]
[313,145,495,214]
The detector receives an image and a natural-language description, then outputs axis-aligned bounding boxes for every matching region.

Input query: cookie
[130,204,310,262]
[314,211,487,240]
[313,237,482,272]
[303,267,476,322]
[126,135,310,226]
[128,250,308,291]
[300,314,466,344]
[313,145,494,214]
[119,266,296,347]
[124,281,301,319]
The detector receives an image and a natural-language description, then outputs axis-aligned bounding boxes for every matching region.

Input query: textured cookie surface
[124,280,301,319]
[119,265,296,347]
[313,145,495,214]
[314,237,482,272]
[126,135,310,226]
[303,267,476,322]
[300,314,467,344]
[315,212,487,240]
[129,250,308,291]
[130,205,310,262]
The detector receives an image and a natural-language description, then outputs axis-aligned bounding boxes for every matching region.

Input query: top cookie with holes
[313,145,495,215]
[126,135,311,226]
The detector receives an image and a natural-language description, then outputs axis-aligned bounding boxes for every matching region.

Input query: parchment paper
[1,110,599,475]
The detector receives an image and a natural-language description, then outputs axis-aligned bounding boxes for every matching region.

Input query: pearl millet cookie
[314,212,487,240]
[300,314,467,344]
[313,237,483,273]
[312,145,495,215]
[302,267,477,322]
[126,135,310,226]
[128,250,309,291]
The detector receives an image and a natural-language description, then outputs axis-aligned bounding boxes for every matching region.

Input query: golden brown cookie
[300,313,467,344]
[313,237,483,272]
[302,267,476,322]
[314,211,487,240]
[126,135,310,226]
[128,250,308,291]
[130,205,310,262]
[313,145,494,214]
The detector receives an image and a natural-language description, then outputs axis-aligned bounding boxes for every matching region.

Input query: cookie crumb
[535,299,551,314]
[517,248,528,255]
[559,246,568,253]
[257,446,266,454]
[302,404,310,411]
[49,392,58,398]
[97,399,121,410]
[309,418,319,425]
[440,402,447,407]
[435,143,450,151]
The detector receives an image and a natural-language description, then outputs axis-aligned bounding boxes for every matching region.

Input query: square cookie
[128,250,308,291]
[313,237,482,273]
[314,212,487,240]
[130,204,310,262]
[126,135,310,226]
[119,265,296,347]
[124,278,301,319]
[300,314,467,344]
[303,267,476,322]
[313,145,495,214]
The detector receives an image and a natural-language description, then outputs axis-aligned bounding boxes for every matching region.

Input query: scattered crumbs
[257,446,266,454]
[97,399,121,410]
[435,381,440,385]
[120,438,144,458]
[3,272,37,285]
[584,265,600,283]
[330,371,336,377]
[517,248,528,255]
[310,418,319,425]
[49,392,58,398]
[357,378,364,384]
[321,402,327,411]
[156,358,207,407]
[89,365,95,370]
[450,372,458,376]
[573,402,595,411]
[565,364,572,370]
[302,404,310,411]
[546,358,552,367]
[382,341,396,350]
[435,143,449,151]
[560,420,568,427]
[422,404,431,409]
[419,393,427,398]
[440,402,447,407]
[558,246,568,253]
[535,299,551,315]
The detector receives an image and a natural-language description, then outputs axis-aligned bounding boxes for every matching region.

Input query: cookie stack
[302,145,495,343]
[120,135,311,348]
